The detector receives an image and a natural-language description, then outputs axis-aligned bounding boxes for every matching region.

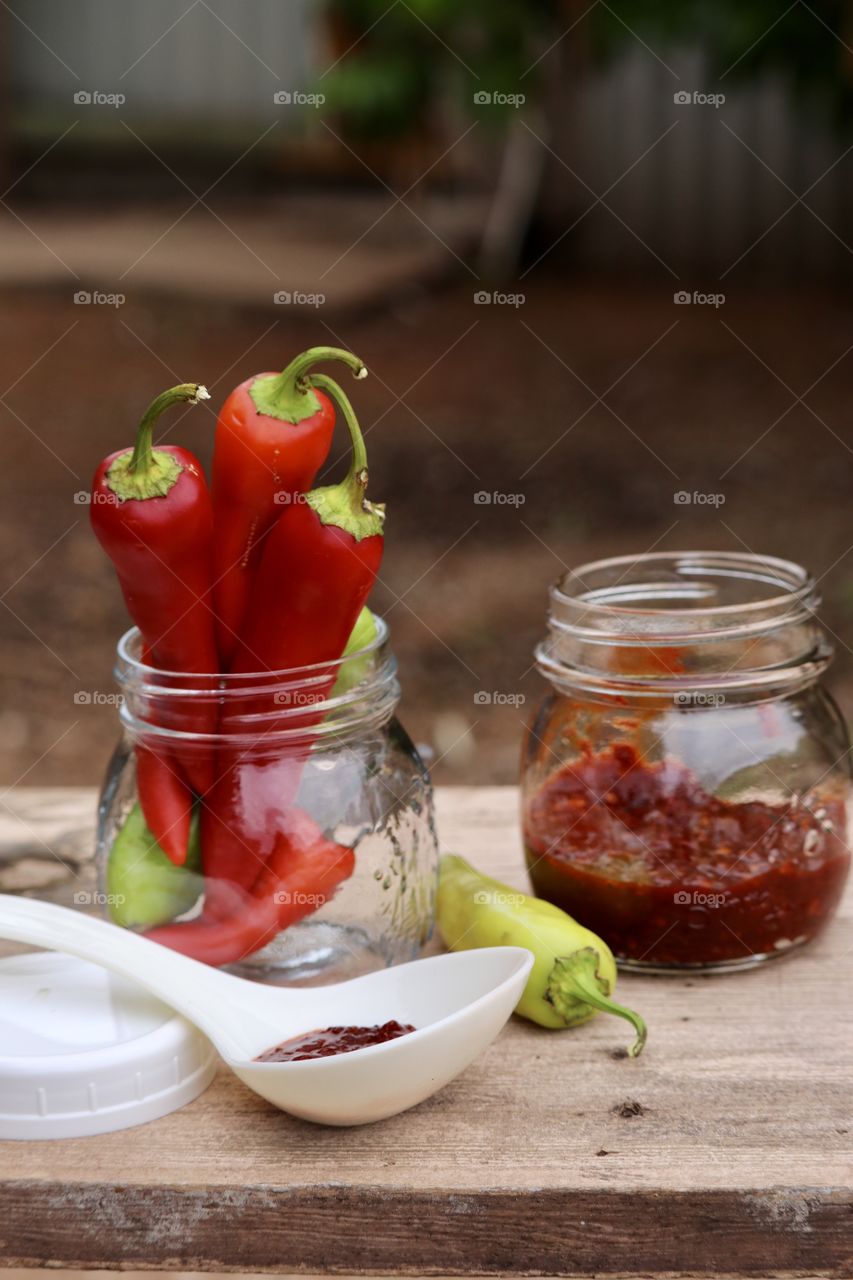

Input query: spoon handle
[0,894,244,1055]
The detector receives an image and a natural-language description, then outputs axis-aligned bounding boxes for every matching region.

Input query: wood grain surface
[0,786,851,1278]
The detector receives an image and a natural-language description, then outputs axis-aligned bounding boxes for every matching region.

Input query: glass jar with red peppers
[521,552,852,971]
[95,618,439,984]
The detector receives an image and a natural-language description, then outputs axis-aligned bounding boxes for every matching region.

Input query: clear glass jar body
[521,552,852,972]
[96,620,439,984]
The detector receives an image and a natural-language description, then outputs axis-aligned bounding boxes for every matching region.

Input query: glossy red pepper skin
[144,809,355,965]
[130,642,196,867]
[211,377,335,665]
[232,503,383,674]
[134,745,191,866]
[90,385,216,862]
[211,348,367,665]
[202,373,385,907]
[91,444,217,683]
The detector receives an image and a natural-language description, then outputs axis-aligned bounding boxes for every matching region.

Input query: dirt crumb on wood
[612,1098,646,1118]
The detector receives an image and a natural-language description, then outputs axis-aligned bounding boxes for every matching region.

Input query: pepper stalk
[302,372,385,542]
[106,383,210,501]
[250,345,367,424]
[546,948,648,1057]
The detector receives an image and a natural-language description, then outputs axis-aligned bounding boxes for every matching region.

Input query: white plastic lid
[0,950,216,1139]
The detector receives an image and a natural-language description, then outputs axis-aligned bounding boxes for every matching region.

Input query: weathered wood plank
[0,786,850,1277]
[1,1184,851,1276]
[0,1274,840,1280]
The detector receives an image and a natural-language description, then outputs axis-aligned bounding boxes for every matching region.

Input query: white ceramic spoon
[0,894,532,1126]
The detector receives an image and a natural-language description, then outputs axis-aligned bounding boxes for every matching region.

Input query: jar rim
[551,551,817,634]
[538,550,830,699]
[115,616,391,685]
[114,618,401,746]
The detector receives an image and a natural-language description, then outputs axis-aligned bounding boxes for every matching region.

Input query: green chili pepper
[437,854,647,1057]
[331,606,378,698]
[107,803,203,929]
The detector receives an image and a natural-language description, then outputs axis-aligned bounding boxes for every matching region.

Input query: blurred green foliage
[590,1,853,127]
[320,0,558,137]
[321,0,853,139]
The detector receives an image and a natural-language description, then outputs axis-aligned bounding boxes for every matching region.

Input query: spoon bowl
[0,895,532,1125]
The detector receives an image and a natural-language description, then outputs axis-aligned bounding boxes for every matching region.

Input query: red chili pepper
[231,372,385,673]
[130,642,195,866]
[144,809,355,966]
[211,346,367,666]
[134,745,191,866]
[201,373,386,905]
[90,383,218,862]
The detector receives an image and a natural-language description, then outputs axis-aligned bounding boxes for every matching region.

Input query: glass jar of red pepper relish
[521,552,852,972]
[95,618,438,984]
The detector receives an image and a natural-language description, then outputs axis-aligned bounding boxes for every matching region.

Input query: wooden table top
[0,785,851,1278]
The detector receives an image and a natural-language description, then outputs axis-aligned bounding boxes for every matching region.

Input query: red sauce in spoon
[255,1020,416,1062]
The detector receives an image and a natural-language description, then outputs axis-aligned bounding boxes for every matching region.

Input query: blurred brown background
[2,0,853,788]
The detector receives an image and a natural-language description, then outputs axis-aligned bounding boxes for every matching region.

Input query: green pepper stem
[547,948,647,1057]
[106,382,209,502]
[308,372,368,483]
[129,383,209,474]
[278,345,366,390]
[301,372,385,542]
[250,346,367,424]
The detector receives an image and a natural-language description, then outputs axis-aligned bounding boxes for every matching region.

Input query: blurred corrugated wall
[8,5,850,278]
[11,0,317,124]
[571,49,851,280]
